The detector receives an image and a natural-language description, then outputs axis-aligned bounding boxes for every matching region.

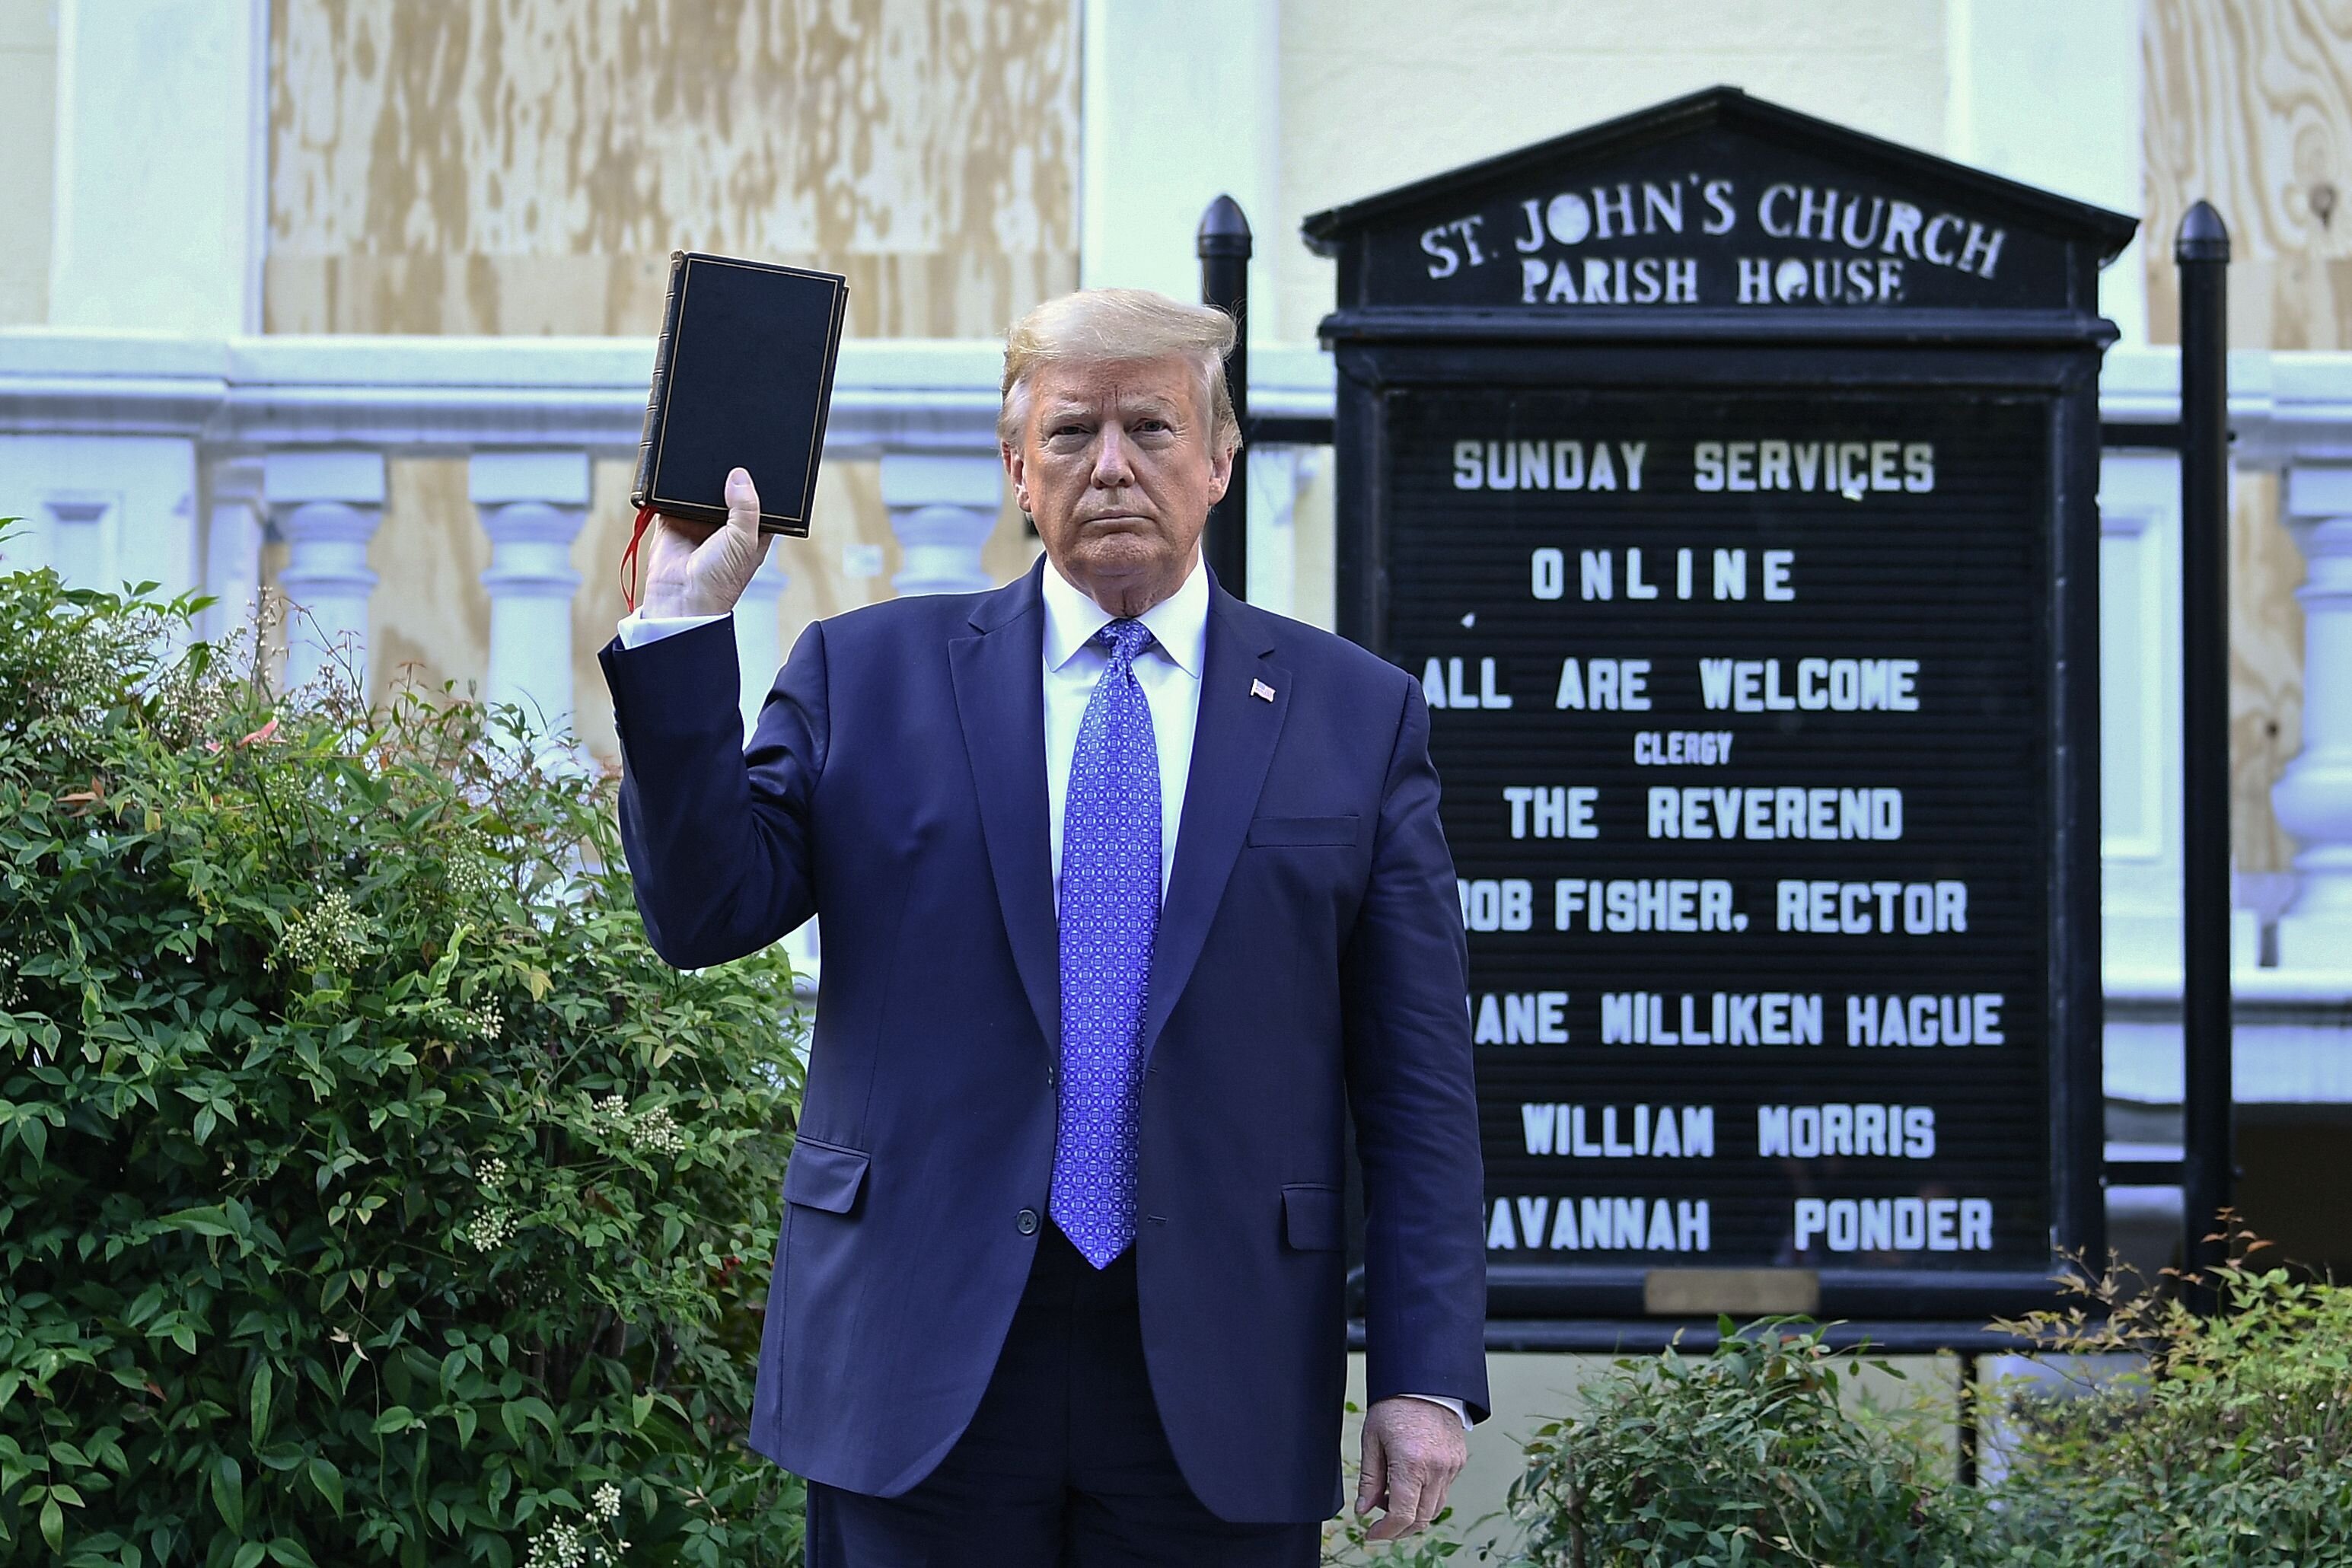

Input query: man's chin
[1069,538,1169,578]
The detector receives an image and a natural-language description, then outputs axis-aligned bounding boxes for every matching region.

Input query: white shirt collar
[1040,553,1209,679]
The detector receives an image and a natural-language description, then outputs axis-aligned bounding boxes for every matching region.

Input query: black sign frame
[1306,88,2137,1324]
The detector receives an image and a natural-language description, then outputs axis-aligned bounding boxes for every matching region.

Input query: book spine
[630,251,690,508]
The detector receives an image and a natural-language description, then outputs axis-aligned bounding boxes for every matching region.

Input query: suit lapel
[1139,586,1288,1058]
[949,564,1061,1053]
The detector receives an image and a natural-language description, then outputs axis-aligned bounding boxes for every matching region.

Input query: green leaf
[162,1205,236,1238]
[38,1497,61,1552]
[249,1362,275,1444]
[232,1544,267,1568]
[266,1541,319,1568]
[371,1405,416,1435]
[305,1456,343,1515]
[211,1453,244,1533]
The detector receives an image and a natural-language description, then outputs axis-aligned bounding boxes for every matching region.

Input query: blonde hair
[997,288,1241,456]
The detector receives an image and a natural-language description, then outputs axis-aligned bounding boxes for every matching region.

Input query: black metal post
[1198,194,1251,600]
[2177,199,2232,1314]
[1956,1353,1978,1487]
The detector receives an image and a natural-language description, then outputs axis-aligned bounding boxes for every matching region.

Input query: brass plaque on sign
[1643,1268,1821,1317]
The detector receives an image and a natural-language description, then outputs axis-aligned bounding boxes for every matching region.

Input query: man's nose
[1092,427,1136,486]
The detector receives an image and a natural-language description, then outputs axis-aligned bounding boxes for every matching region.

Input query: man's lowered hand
[641,466,772,619]
[1356,1396,1468,1540]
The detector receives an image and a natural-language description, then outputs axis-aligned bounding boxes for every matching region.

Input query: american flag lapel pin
[1250,678,1276,703]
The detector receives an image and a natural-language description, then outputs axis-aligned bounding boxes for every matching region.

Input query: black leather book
[631,252,849,537]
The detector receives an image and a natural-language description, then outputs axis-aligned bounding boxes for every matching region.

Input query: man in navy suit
[601,288,1487,1566]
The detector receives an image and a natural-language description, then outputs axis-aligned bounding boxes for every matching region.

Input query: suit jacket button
[1016,1208,1040,1235]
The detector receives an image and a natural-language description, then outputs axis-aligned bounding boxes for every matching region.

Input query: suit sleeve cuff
[617,609,728,649]
[1398,1393,1473,1430]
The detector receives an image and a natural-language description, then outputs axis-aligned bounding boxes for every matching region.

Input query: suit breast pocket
[1247,814,1360,848]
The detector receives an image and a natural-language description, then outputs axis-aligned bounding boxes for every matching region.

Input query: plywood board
[266,0,1079,337]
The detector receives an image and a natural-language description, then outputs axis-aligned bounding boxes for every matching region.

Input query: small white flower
[462,1209,518,1253]
[275,889,368,972]
[475,1156,511,1191]
[594,1094,686,1157]
[592,1481,621,1519]
[631,1105,685,1157]
[447,853,500,900]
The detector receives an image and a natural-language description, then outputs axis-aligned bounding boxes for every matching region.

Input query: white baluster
[883,453,1002,596]
[731,547,792,740]
[471,451,589,747]
[1243,444,1324,619]
[2274,466,2352,971]
[265,451,384,697]
[202,459,264,646]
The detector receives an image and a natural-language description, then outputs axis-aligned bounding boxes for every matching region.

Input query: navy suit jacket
[598,561,1489,1523]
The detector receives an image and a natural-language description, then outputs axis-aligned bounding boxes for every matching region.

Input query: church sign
[1304,88,2137,1322]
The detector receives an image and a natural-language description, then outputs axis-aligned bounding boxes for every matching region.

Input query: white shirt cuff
[1399,1393,1472,1429]
[616,610,728,649]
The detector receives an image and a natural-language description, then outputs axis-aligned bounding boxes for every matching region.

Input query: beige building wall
[0,0,57,327]
[1266,0,1955,649]
[260,0,1078,752]
[1270,0,1952,342]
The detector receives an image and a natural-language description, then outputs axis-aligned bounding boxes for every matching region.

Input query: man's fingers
[725,466,762,534]
[636,465,773,619]
[1418,1468,1456,1531]
[1353,1428,1386,1516]
[1366,1462,1426,1541]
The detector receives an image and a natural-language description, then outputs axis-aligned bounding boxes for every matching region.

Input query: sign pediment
[1302,87,2137,320]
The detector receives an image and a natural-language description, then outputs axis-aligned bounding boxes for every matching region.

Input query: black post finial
[2176,199,2231,263]
[1197,193,1254,259]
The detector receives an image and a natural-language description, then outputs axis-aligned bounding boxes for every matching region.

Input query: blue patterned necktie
[1051,618,1161,1268]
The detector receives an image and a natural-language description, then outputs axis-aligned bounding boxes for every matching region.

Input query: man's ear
[1002,441,1028,513]
[1204,438,1236,508]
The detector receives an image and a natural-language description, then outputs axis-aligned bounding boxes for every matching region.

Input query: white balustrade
[264,449,384,696]
[2,328,2347,1002]
[201,457,263,645]
[2274,465,2352,971]
[471,450,588,742]
[1241,444,1324,620]
[735,549,791,738]
[2095,451,2185,979]
[882,452,1002,595]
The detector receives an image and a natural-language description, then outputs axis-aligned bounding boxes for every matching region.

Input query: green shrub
[1497,1254,2352,1568]
[1984,1239,2352,1565]
[0,550,807,1566]
[1504,1321,1978,1568]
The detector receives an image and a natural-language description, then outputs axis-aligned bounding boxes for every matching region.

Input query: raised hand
[639,466,773,619]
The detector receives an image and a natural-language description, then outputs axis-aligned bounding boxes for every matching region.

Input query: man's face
[1004,355,1232,614]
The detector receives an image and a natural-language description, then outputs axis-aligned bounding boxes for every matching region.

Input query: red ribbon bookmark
[620,504,657,612]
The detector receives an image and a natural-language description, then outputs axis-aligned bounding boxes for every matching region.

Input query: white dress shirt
[615,572,1470,1429]
[1039,557,1204,895]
